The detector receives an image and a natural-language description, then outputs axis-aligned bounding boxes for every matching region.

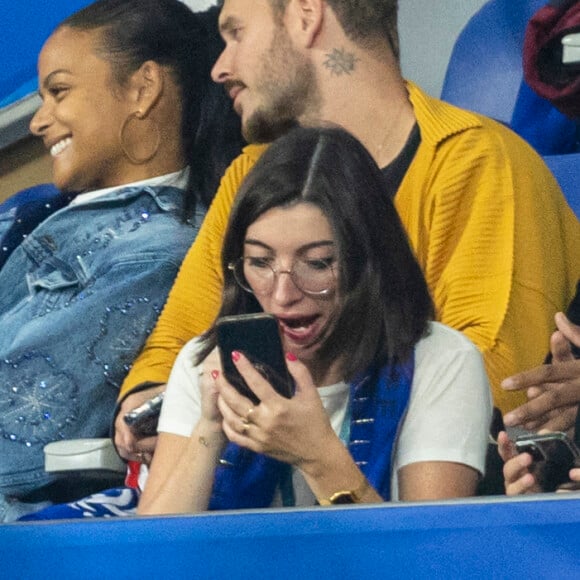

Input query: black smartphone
[123,392,165,437]
[216,313,294,405]
[515,431,580,492]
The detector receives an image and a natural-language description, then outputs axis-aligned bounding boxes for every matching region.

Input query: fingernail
[501,378,513,389]
[211,370,219,380]
[503,412,515,426]
[286,352,298,362]
[231,350,241,362]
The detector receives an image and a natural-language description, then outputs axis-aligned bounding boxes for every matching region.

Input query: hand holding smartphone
[123,392,165,437]
[515,431,580,492]
[216,313,294,405]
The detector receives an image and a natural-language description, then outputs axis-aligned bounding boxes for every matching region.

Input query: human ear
[287,0,324,48]
[129,60,164,118]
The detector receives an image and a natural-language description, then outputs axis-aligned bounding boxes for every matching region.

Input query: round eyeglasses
[228,256,336,296]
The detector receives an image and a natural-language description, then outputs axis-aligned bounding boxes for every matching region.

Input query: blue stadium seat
[543,153,580,219]
[441,0,578,155]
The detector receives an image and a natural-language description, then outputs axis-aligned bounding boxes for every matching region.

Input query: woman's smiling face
[242,202,341,376]
[30,26,135,193]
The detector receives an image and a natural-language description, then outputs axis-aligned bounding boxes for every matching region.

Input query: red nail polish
[231,350,241,362]
[286,352,298,362]
[211,370,219,380]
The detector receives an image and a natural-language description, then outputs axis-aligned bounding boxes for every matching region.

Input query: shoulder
[211,143,269,209]
[408,81,546,165]
[242,143,269,162]
[413,322,489,395]
[403,86,557,215]
[407,81,482,144]
[225,144,269,178]
[416,321,481,359]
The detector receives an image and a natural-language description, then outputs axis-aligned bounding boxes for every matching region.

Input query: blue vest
[209,354,414,510]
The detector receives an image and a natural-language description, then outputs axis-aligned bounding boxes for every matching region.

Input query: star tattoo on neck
[323,48,359,76]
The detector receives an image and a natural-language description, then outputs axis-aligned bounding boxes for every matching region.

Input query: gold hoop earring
[119,111,161,165]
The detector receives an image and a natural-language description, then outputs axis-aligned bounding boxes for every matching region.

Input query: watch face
[331,492,355,504]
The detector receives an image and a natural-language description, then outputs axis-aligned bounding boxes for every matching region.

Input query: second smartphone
[515,431,580,491]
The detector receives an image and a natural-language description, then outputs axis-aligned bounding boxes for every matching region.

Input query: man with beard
[114,0,580,465]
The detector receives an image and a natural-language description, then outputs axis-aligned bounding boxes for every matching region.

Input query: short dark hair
[198,126,433,380]
[61,0,243,215]
[268,0,399,59]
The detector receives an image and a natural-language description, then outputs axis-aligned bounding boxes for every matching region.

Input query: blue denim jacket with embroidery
[0,185,202,497]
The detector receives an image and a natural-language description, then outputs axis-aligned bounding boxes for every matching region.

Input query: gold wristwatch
[317,478,370,505]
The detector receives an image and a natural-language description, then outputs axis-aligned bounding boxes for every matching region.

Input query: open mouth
[277,314,320,343]
[50,137,72,157]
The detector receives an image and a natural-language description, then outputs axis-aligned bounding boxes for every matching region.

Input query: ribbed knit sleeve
[119,144,267,399]
[400,83,580,413]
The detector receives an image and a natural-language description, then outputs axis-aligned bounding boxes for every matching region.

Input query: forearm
[298,437,382,504]
[138,421,226,515]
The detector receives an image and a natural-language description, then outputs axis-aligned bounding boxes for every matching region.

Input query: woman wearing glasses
[138,127,492,514]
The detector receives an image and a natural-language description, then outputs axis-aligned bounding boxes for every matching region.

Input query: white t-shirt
[69,168,189,206]
[156,321,492,502]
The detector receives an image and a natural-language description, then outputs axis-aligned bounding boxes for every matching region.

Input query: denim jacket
[0,184,202,500]
[0,184,73,270]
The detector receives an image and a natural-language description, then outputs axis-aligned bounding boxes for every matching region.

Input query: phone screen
[216,313,294,404]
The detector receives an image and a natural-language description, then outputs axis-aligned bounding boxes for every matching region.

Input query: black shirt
[381,123,421,197]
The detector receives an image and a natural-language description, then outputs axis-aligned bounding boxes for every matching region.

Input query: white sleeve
[157,338,204,437]
[392,322,492,483]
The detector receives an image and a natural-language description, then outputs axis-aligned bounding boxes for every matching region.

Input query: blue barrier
[1,495,579,579]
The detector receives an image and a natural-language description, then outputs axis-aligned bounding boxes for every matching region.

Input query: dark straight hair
[197,126,433,380]
[61,0,243,217]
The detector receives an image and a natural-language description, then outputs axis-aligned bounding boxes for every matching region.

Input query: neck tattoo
[323,47,359,76]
